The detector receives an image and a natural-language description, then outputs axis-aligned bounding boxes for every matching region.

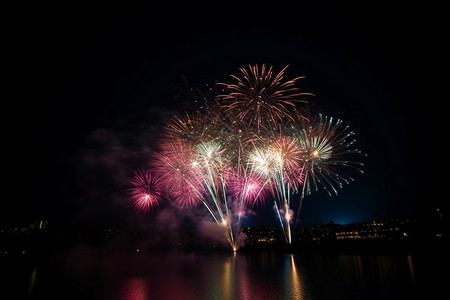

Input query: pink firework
[126,169,162,211]
[230,171,270,207]
[152,138,205,207]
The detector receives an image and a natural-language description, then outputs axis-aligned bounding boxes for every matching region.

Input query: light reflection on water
[288,255,304,299]
[19,252,421,299]
[94,253,309,299]
[27,266,37,296]
[117,278,147,300]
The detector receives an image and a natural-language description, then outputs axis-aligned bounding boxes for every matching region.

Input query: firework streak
[125,64,365,249]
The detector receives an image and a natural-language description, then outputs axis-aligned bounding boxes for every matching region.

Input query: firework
[228,165,271,214]
[294,113,365,224]
[164,109,223,144]
[218,64,312,131]
[153,138,205,207]
[153,111,244,250]
[270,135,304,190]
[122,64,365,249]
[247,135,304,243]
[297,113,365,196]
[125,169,162,211]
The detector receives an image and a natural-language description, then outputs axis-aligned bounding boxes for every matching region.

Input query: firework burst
[218,64,312,131]
[293,113,366,225]
[153,138,205,207]
[296,113,365,197]
[125,169,162,211]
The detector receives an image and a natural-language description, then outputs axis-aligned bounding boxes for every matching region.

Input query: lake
[2,248,445,299]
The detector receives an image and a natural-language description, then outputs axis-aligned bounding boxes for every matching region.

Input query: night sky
[4,3,445,230]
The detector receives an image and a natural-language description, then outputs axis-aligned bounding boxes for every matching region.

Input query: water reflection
[27,266,37,296]
[222,254,233,299]
[407,255,415,282]
[118,278,147,300]
[194,253,309,299]
[15,252,419,299]
[99,253,418,299]
[287,255,305,299]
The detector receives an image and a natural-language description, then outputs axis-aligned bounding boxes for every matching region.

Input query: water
[1,249,443,299]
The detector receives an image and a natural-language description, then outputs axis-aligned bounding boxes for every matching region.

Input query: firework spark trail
[228,163,271,226]
[154,138,235,248]
[192,139,241,250]
[153,139,206,207]
[247,135,304,243]
[218,64,312,131]
[153,108,250,250]
[294,113,366,226]
[125,169,162,211]
[230,171,270,207]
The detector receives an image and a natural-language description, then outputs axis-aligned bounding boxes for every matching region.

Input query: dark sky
[4,3,446,228]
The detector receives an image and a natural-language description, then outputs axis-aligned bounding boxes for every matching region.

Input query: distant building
[242,218,419,248]
[295,218,417,242]
[30,220,48,230]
